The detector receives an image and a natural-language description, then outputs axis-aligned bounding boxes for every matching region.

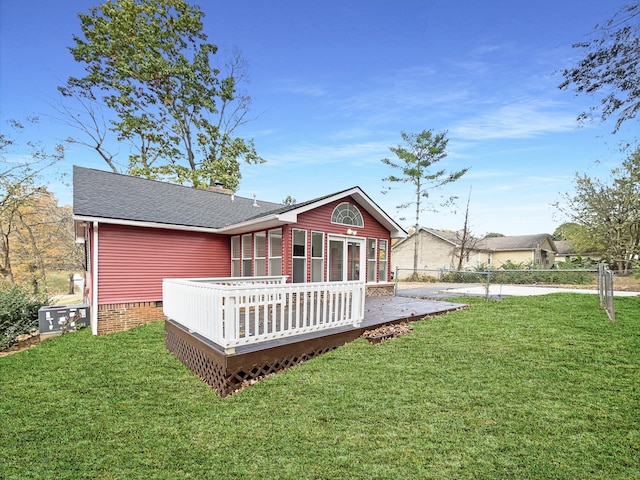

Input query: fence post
[606,268,615,323]
[598,263,604,308]
[394,266,399,296]
[485,270,491,302]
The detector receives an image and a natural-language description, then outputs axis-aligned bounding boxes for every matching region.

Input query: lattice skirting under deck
[165,319,363,397]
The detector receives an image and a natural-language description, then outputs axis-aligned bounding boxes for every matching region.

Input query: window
[242,234,252,277]
[378,239,388,282]
[331,202,364,227]
[254,232,266,276]
[311,232,324,282]
[367,238,377,282]
[268,229,282,276]
[292,229,307,283]
[231,236,241,277]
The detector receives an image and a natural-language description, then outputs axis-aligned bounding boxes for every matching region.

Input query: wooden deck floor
[362,295,465,328]
[200,295,466,355]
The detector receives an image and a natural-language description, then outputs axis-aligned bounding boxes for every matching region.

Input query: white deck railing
[162,276,365,353]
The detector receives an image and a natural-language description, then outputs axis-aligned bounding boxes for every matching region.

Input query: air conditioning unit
[38,304,90,337]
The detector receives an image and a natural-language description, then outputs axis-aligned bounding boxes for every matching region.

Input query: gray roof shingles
[73,166,286,229]
[477,234,553,251]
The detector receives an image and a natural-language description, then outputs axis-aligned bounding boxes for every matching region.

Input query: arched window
[331,202,364,227]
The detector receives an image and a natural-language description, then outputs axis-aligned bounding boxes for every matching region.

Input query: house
[473,234,558,268]
[554,240,577,263]
[73,166,406,336]
[392,229,558,275]
[391,228,465,279]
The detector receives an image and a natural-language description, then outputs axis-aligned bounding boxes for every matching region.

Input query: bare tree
[455,188,478,270]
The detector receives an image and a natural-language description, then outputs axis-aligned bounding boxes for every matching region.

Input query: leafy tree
[1,118,65,284]
[558,148,640,272]
[553,222,601,255]
[382,129,469,274]
[11,195,81,292]
[282,195,297,206]
[60,0,264,190]
[559,3,640,132]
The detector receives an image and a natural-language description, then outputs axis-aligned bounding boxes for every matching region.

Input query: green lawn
[1,294,638,479]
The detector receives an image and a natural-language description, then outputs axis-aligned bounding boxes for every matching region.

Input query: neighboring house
[473,234,558,268]
[392,229,559,275]
[391,228,465,278]
[73,166,406,335]
[554,240,577,263]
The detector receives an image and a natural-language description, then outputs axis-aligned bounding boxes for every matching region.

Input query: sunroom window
[269,229,282,276]
[331,202,364,227]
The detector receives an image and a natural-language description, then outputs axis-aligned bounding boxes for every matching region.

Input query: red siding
[284,197,392,282]
[294,198,390,238]
[97,224,229,304]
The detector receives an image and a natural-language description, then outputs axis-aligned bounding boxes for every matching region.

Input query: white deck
[163,277,366,354]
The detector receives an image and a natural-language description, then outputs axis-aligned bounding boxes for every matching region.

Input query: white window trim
[311,231,325,282]
[330,202,364,227]
[292,228,308,283]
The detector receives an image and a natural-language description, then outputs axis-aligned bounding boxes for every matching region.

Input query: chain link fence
[598,264,615,322]
[394,267,600,302]
[395,265,620,319]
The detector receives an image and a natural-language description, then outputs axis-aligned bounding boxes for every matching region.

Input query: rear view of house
[73,166,406,335]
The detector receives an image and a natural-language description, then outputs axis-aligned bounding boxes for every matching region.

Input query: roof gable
[392,227,462,249]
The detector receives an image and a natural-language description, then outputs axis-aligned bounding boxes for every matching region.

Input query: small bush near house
[0,283,49,351]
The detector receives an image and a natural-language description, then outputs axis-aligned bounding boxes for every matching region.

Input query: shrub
[0,283,49,351]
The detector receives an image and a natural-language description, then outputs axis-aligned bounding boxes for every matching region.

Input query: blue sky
[1,0,635,236]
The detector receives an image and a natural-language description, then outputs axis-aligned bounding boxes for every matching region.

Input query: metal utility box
[38,304,90,336]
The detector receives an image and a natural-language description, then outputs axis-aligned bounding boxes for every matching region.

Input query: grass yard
[1,294,638,479]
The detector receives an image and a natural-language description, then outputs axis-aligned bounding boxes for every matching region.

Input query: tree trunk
[413,182,421,276]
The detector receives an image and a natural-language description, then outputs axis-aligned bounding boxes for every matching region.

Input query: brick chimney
[208,181,234,195]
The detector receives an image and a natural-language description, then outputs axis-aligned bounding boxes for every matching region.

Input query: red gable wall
[96,223,229,304]
[293,197,390,238]
[279,197,392,282]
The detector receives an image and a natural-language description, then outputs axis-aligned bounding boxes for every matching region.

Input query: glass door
[329,236,364,282]
[329,239,344,282]
[347,240,361,281]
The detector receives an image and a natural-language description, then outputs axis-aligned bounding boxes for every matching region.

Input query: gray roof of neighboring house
[73,166,286,229]
[423,228,462,245]
[554,240,575,255]
[392,227,462,249]
[476,234,556,252]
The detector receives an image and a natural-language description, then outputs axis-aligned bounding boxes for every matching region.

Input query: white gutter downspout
[91,221,99,336]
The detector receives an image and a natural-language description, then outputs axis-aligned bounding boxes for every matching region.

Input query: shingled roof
[73,166,284,229]
[73,166,407,237]
[392,227,462,249]
[476,234,557,252]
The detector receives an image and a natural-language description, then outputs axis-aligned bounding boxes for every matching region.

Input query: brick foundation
[97,301,166,335]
